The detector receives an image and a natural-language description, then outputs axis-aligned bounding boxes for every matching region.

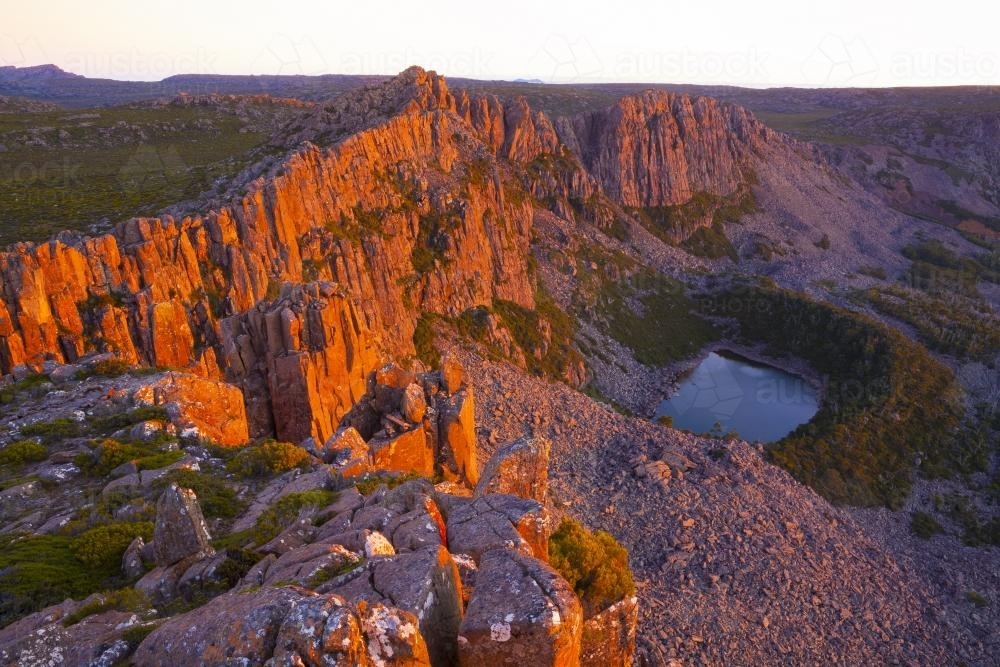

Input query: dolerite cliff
[0,66,775,444]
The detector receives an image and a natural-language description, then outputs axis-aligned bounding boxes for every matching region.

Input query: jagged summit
[278,66,457,147]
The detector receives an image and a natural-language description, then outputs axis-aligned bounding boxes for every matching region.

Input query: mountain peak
[0,63,81,83]
[276,66,456,147]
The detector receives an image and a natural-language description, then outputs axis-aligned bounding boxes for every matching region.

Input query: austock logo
[525,35,603,83]
[801,34,879,86]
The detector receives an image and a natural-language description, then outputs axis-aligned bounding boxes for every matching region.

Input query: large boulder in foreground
[457,549,583,667]
[475,436,550,503]
[152,483,214,567]
[132,585,431,666]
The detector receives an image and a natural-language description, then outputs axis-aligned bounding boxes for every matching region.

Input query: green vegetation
[681,222,738,261]
[910,511,944,539]
[70,521,154,570]
[859,286,1000,360]
[411,208,459,273]
[582,268,717,367]
[227,440,311,477]
[307,556,366,587]
[19,417,82,442]
[0,101,294,245]
[0,523,151,629]
[0,440,48,467]
[965,591,989,608]
[413,313,441,368]
[62,588,150,626]
[857,265,888,280]
[89,405,170,435]
[0,373,51,403]
[493,288,583,381]
[252,490,338,545]
[77,438,184,477]
[631,187,756,249]
[705,283,969,507]
[74,358,135,379]
[156,470,245,520]
[122,621,160,645]
[549,517,635,617]
[354,472,425,496]
[938,493,1000,547]
[902,239,999,297]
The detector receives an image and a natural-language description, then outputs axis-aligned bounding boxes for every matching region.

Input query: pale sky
[2,0,997,87]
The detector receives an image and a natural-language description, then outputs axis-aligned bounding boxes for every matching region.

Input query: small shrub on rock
[227,440,311,477]
[62,587,150,626]
[549,517,635,617]
[70,521,154,570]
[0,440,47,466]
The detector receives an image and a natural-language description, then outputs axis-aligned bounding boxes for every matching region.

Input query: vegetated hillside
[0,95,312,245]
[0,66,997,664]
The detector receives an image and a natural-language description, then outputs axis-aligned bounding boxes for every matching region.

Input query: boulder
[323,426,370,474]
[152,483,214,567]
[324,546,463,667]
[446,494,552,564]
[263,542,362,587]
[132,372,249,446]
[122,536,146,578]
[457,549,582,667]
[579,595,639,667]
[440,353,464,394]
[0,607,139,667]
[475,436,550,503]
[376,362,415,390]
[401,383,428,423]
[437,388,479,486]
[369,426,435,477]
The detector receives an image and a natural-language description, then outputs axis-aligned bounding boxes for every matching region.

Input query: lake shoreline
[643,339,825,420]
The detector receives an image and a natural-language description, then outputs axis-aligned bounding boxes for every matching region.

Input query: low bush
[0,440,47,466]
[227,440,311,477]
[549,517,635,617]
[79,438,183,477]
[70,521,153,570]
[413,313,441,368]
[157,470,245,519]
[20,417,81,443]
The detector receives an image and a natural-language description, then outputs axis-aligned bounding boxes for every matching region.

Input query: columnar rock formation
[0,66,773,441]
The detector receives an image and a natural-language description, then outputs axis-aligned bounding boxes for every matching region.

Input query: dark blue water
[655,351,819,442]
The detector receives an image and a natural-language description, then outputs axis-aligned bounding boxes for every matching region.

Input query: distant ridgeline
[700,280,979,508]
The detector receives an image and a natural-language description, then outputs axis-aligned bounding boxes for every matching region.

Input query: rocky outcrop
[323,359,480,484]
[0,66,772,448]
[132,585,432,666]
[560,90,774,208]
[580,596,639,667]
[457,548,583,667]
[221,282,381,441]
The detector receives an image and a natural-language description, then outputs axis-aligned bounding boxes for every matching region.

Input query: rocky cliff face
[560,90,774,208]
[0,66,774,443]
